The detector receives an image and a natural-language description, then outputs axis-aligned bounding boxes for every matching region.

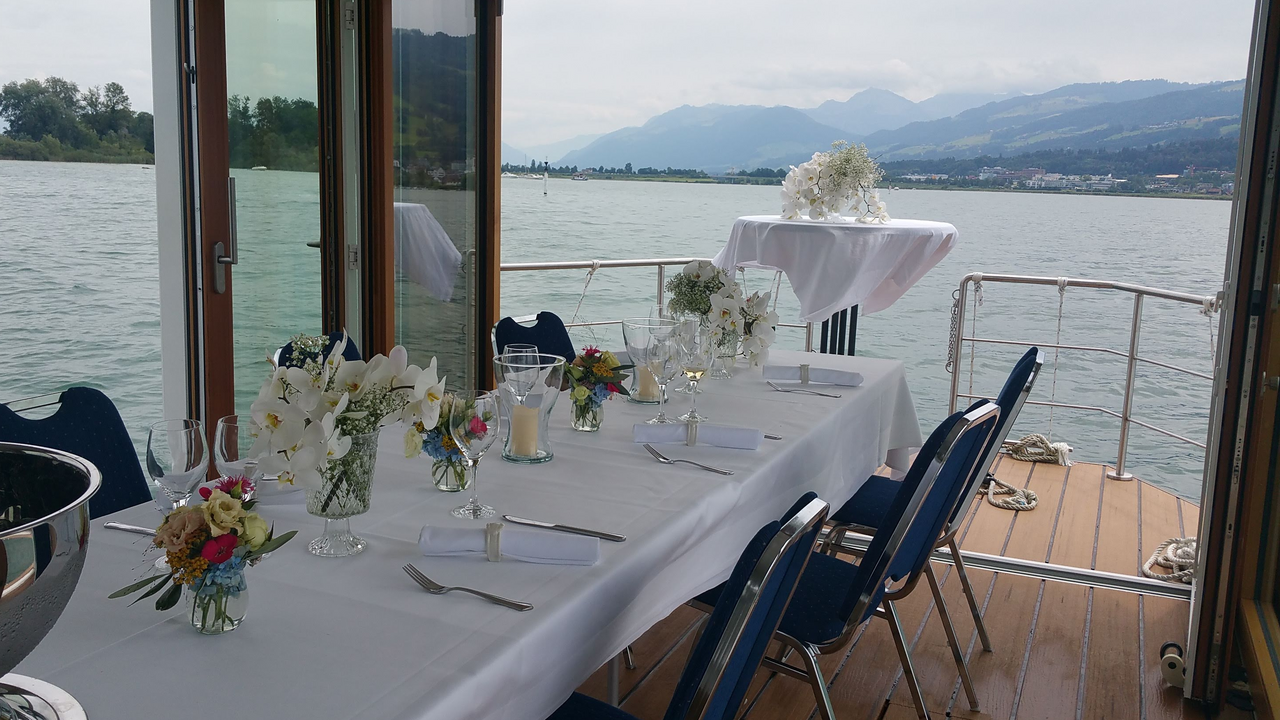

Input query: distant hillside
[802,88,1010,136]
[560,105,848,174]
[522,132,605,164]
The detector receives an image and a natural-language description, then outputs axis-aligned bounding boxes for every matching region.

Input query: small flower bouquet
[666,260,729,318]
[110,478,296,635]
[407,392,470,492]
[566,347,632,431]
[781,140,888,223]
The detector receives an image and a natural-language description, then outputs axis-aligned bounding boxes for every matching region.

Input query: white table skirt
[395,202,463,302]
[712,215,957,322]
[16,351,920,720]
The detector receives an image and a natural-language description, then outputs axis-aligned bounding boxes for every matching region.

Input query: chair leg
[949,537,993,652]
[623,645,636,671]
[791,639,837,720]
[607,654,621,706]
[883,600,931,720]
[925,563,980,713]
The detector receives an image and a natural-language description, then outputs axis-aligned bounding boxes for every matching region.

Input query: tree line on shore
[0,77,154,163]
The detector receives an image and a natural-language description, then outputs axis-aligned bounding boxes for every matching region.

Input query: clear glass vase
[494,353,565,463]
[571,401,603,432]
[710,332,741,380]
[432,458,470,492]
[305,429,379,557]
[188,576,248,635]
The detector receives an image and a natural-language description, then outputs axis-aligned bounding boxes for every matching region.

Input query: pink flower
[198,486,212,500]
[469,416,488,435]
[200,534,238,564]
[582,346,602,357]
[215,475,254,498]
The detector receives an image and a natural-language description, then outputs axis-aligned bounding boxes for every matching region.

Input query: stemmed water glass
[213,415,265,480]
[643,320,683,424]
[146,419,209,508]
[677,319,714,423]
[450,390,502,519]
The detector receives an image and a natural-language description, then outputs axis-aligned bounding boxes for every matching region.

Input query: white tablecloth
[395,202,463,302]
[712,216,958,322]
[16,351,920,720]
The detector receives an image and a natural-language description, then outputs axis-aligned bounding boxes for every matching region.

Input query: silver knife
[104,521,157,537]
[502,515,626,542]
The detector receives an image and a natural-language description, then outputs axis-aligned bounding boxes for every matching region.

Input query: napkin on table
[762,363,863,386]
[418,525,600,565]
[633,423,762,450]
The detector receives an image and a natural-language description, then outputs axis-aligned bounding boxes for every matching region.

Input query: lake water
[0,160,1231,499]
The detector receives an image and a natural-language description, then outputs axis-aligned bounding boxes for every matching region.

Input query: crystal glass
[643,320,683,424]
[622,318,663,404]
[305,429,379,557]
[677,319,714,423]
[671,312,704,395]
[494,353,566,463]
[146,419,209,508]
[450,391,502,519]
[187,571,248,635]
[710,331,742,380]
[213,415,265,486]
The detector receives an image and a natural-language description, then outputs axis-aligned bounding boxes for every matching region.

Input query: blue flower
[422,429,463,462]
[195,556,247,598]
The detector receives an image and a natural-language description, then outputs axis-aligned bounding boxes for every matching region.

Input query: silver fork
[402,564,533,611]
[765,380,843,399]
[643,444,734,475]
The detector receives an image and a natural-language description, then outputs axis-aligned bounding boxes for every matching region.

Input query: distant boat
[571,173,589,182]
[522,173,541,180]
[501,171,517,178]
[251,166,268,171]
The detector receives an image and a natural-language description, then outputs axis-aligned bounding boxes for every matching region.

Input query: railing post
[657,264,665,311]
[1109,294,1143,480]
[805,322,814,352]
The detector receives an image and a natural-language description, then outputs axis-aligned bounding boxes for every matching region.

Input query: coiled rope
[979,476,1039,510]
[1142,537,1197,583]
[1006,433,1073,465]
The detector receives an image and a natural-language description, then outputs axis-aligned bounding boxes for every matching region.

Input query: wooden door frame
[477,0,503,389]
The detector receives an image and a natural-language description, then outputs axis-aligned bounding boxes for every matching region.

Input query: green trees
[0,77,153,162]
[227,95,319,171]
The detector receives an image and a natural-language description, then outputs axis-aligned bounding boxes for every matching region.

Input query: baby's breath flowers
[781,140,888,223]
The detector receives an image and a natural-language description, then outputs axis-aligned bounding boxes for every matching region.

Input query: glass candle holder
[494,353,565,464]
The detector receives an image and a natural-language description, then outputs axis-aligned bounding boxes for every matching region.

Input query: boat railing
[500,257,816,347]
[947,272,1222,480]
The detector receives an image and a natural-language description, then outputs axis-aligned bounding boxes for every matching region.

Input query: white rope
[568,260,601,328]
[1006,433,1073,465]
[979,476,1039,511]
[1142,537,1197,583]
[1048,278,1067,440]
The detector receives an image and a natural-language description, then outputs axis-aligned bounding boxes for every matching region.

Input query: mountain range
[511,79,1244,174]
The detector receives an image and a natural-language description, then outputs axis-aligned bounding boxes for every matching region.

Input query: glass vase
[494,353,565,463]
[710,332,741,380]
[188,575,248,635]
[432,458,470,492]
[305,429,379,557]
[571,401,603,432]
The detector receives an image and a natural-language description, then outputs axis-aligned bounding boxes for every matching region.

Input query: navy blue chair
[0,387,151,519]
[690,403,1001,720]
[551,496,829,720]
[493,312,576,365]
[274,331,362,368]
[827,347,1044,652]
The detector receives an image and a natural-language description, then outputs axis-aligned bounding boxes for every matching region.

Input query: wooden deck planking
[573,459,1200,720]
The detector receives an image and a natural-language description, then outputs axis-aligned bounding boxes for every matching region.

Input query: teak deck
[575,456,1226,720]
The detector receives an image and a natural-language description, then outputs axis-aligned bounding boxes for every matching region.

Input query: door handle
[214,177,237,294]
[306,240,321,248]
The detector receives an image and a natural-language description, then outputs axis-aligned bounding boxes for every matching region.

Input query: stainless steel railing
[946,272,1221,480]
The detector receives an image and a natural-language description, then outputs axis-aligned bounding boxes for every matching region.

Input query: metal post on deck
[947,278,969,414]
[657,264,665,311]
[805,322,814,352]
[1109,293,1143,480]
[607,655,621,706]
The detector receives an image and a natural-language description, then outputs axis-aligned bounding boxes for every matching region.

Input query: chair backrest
[0,387,150,519]
[943,348,1044,532]
[274,331,363,368]
[493,312,576,365]
[666,497,829,720]
[839,402,1000,627]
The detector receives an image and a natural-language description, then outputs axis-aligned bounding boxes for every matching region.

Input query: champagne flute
[147,419,209,508]
[677,320,714,423]
[644,321,683,424]
[450,391,502,519]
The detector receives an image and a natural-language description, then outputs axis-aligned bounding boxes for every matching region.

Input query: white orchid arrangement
[669,261,779,366]
[248,332,445,489]
[781,140,889,223]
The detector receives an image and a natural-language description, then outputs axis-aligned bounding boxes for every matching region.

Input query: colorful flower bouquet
[406,392,471,492]
[566,347,632,431]
[110,477,296,635]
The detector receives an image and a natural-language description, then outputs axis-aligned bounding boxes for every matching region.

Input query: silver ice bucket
[0,442,100,718]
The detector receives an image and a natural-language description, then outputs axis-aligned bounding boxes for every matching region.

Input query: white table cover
[712,215,958,322]
[16,351,920,720]
[395,202,463,302]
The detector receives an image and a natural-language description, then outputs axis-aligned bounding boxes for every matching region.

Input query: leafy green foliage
[0,77,153,163]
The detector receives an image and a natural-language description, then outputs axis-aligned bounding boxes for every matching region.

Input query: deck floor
[575,456,1225,720]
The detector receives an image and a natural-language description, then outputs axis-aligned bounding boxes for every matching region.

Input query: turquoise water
[0,160,1230,498]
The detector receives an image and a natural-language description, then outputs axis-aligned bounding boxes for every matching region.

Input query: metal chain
[1048,278,1068,440]
[946,288,961,374]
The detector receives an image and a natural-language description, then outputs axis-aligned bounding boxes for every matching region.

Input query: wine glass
[623,318,662,404]
[643,320,683,424]
[677,320,714,423]
[500,344,541,403]
[213,415,264,500]
[146,419,209,508]
[450,391,502,519]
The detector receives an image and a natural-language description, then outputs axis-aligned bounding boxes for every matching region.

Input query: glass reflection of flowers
[566,347,632,431]
[408,393,470,492]
[110,479,296,635]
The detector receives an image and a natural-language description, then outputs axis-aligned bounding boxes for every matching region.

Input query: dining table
[14,350,922,720]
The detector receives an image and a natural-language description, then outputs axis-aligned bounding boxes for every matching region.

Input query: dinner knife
[501,515,627,543]
[104,521,157,537]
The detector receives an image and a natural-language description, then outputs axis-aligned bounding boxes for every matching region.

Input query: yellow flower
[241,513,270,550]
[404,427,423,458]
[600,351,620,368]
[572,385,590,401]
[200,489,244,537]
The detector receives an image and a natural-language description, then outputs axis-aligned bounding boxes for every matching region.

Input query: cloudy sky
[0,1,1257,148]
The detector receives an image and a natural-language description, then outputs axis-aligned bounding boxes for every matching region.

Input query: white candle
[510,404,539,457]
[636,367,660,401]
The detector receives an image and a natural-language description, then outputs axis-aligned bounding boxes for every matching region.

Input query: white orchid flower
[682,260,701,277]
[333,359,371,400]
[401,357,445,426]
[709,292,738,326]
[277,444,323,488]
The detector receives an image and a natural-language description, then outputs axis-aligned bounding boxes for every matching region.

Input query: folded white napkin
[762,363,863,386]
[633,423,762,450]
[418,525,600,565]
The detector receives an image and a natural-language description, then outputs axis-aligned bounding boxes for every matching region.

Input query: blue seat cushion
[830,474,901,530]
[549,692,640,720]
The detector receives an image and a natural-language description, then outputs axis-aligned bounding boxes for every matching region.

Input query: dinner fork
[642,444,734,475]
[402,564,533,611]
[765,380,843,398]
